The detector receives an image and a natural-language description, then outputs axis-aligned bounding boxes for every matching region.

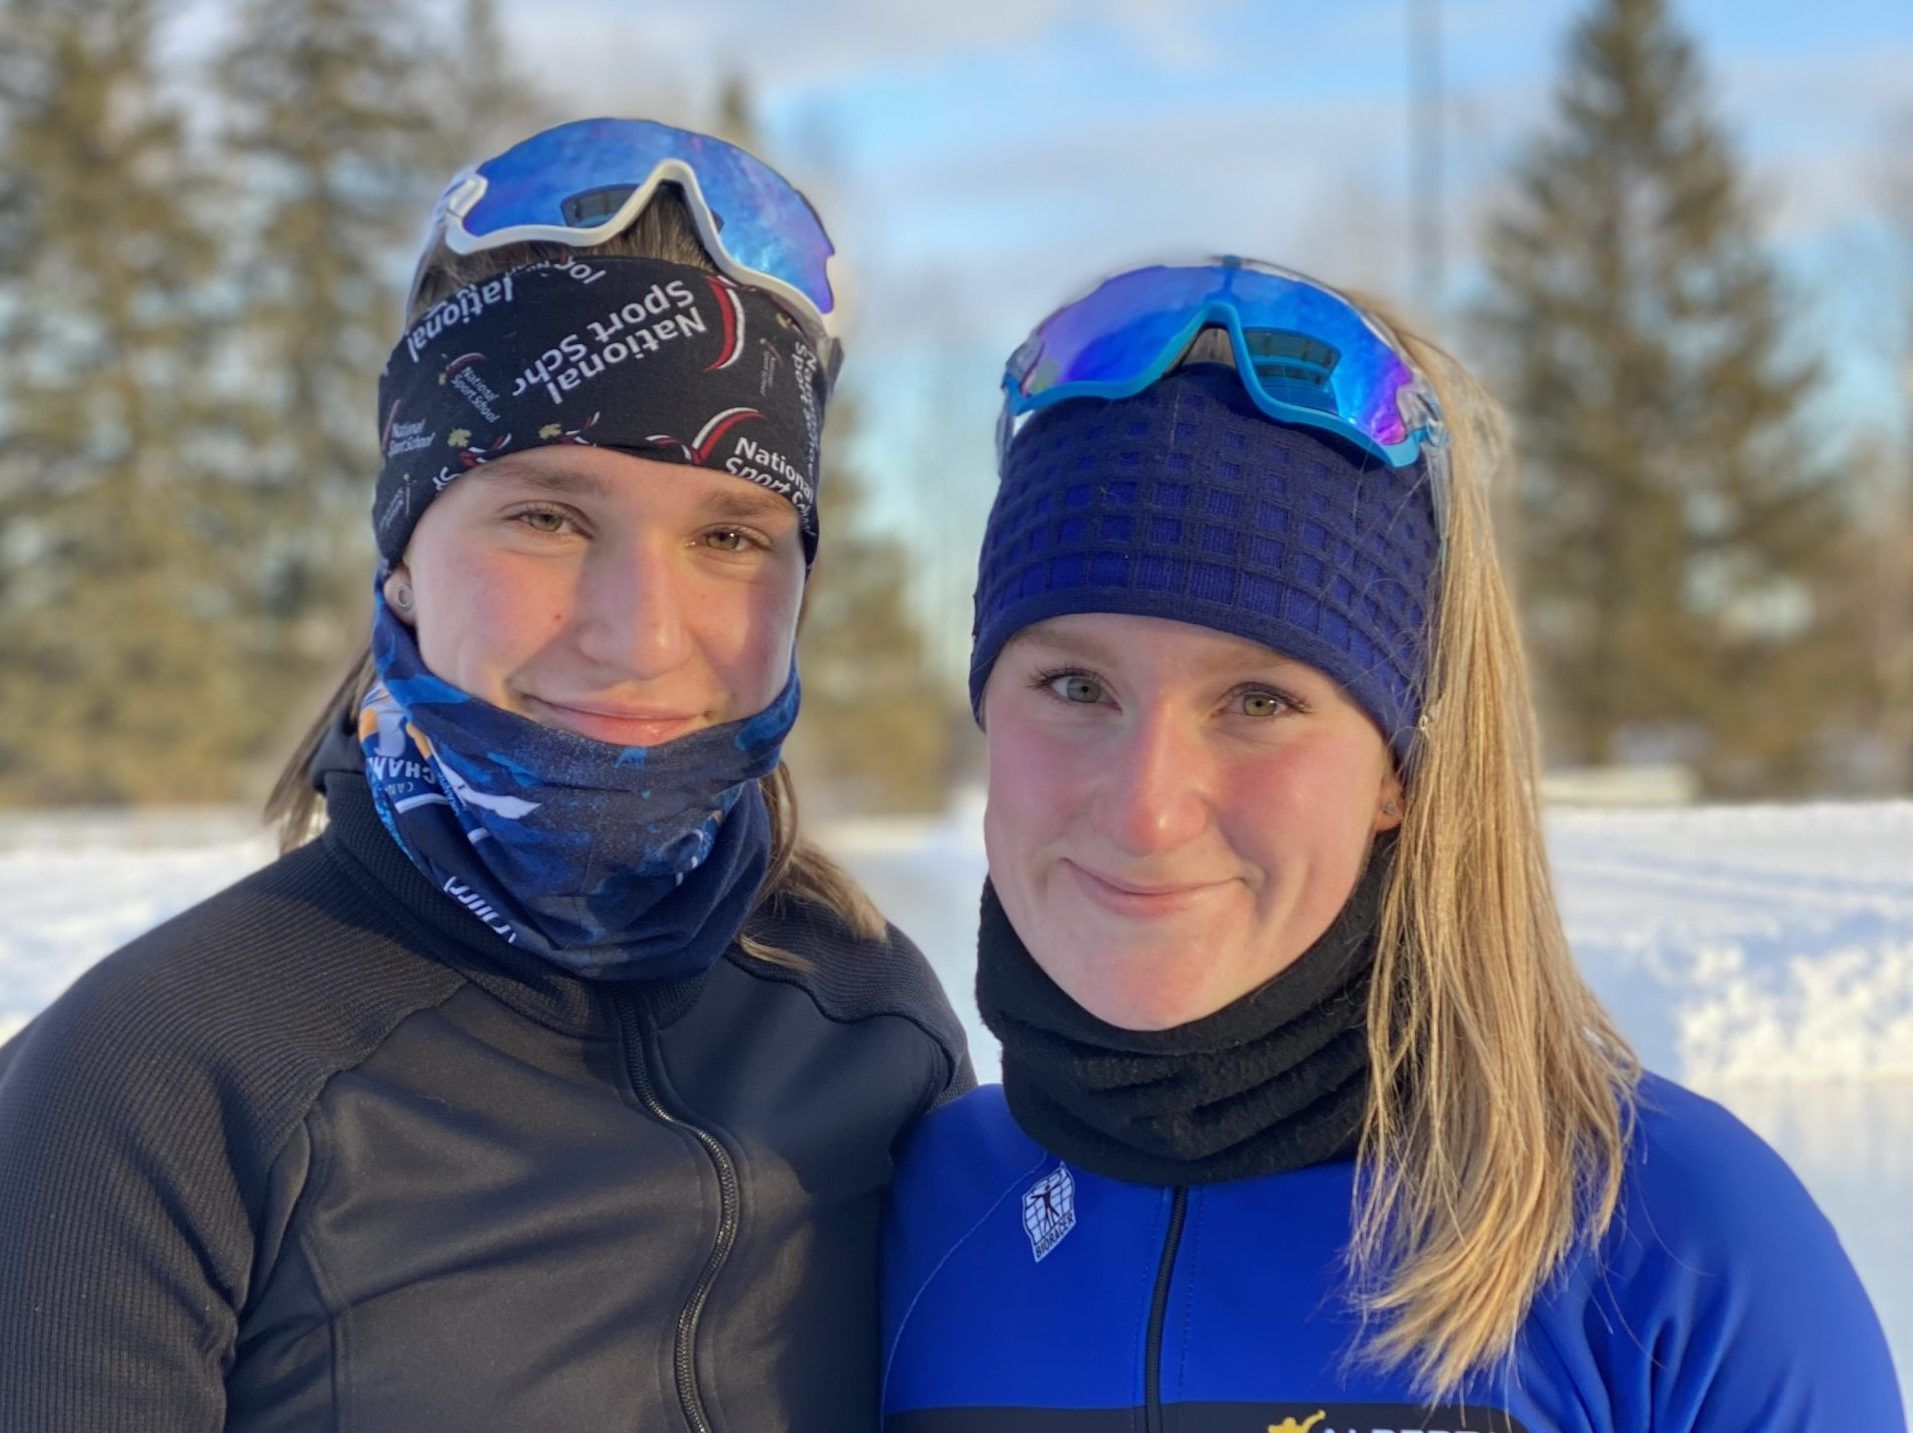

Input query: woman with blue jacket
[881,258,1902,1430]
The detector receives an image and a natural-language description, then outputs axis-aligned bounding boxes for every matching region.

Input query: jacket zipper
[614,993,740,1433]
[1144,1187,1189,1433]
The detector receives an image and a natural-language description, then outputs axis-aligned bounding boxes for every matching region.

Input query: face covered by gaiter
[358,256,827,982]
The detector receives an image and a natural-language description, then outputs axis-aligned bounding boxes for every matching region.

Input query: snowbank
[1545,802,1913,1086]
[5,799,1909,1086]
[833,797,1913,1091]
[2,800,1907,1400]
[0,814,273,1046]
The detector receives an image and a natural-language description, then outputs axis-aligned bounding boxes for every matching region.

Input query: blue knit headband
[970,365,1441,761]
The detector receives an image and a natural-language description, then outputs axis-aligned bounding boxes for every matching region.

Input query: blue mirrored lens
[1011,263,1423,463]
[461,119,836,320]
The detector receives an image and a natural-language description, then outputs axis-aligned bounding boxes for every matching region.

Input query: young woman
[881,259,1902,1430]
[0,118,969,1431]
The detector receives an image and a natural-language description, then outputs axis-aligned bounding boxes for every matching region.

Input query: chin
[1078,982,1209,1033]
[1051,922,1238,1033]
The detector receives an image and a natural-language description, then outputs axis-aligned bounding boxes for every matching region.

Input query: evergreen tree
[0,1,546,805]
[0,0,252,804]
[1872,115,1913,792]
[1480,0,1865,795]
[713,73,755,152]
[1820,440,1913,792]
[789,398,955,815]
[713,78,956,813]
[426,1,557,169]
[212,0,487,713]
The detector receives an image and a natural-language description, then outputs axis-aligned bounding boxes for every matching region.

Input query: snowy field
[2,798,1909,1399]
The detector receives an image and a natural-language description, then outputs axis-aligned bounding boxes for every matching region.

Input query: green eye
[1241,691,1285,718]
[518,509,567,533]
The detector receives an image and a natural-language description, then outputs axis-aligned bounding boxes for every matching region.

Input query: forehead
[469,446,794,524]
[1008,612,1323,679]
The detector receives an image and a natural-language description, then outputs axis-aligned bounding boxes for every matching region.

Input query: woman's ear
[1374,771,1406,833]
[382,565,417,626]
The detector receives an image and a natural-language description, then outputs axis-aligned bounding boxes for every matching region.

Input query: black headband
[373,256,827,564]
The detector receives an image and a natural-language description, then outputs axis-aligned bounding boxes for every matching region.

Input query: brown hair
[1178,311,1638,1395]
[264,191,884,960]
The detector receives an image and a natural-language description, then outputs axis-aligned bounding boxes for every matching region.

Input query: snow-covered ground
[3,798,1909,1398]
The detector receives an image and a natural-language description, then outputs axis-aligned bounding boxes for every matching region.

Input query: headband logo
[381,400,435,458]
[405,273,517,364]
[512,279,707,406]
[727,436,809,508]
[544,257,606,287]
[789,338,822,480]
[443,352,503,423]
[648,406,763,467]
[385,418,434,457]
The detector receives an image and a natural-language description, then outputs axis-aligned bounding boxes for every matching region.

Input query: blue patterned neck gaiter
[358,593,797,983]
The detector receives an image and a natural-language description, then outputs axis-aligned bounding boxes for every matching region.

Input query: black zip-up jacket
[0,769,971,1431]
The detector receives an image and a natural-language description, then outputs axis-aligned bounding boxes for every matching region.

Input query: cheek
[1223,735,1388,871]
[759,570,805,668]
[695,562,804,704]
[414,543,572,682]
[982,705,1076,861]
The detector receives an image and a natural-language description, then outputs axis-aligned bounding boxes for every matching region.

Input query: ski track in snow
[1544,805,1913,1087]
[2,798,1909,1397]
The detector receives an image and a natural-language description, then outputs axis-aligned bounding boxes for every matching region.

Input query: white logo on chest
[1021,1165,1077,1262]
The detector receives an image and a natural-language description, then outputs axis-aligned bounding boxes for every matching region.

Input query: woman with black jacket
[0,118,970,1432]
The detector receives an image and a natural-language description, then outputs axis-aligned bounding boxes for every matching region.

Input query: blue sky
[481,0,1911,667]
[185,0,1913,670]
[507,0,1912,287]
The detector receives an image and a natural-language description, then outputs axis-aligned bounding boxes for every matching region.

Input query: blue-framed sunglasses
[1000,257,1448,522]
[407,117,844,378]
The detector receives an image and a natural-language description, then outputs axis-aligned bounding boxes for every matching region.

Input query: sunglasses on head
[408,117,844,381]
[1000,257,1448,526]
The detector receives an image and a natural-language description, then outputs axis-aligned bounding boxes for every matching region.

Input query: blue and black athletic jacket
[882,1073,1904,1431]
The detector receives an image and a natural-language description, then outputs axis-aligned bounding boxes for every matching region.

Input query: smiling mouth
[522,696,706,746]
[1063,861,1232,916]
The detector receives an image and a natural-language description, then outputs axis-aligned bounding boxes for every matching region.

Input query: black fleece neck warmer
[977,847,1389,1186]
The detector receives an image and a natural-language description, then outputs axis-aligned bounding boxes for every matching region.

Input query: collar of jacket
[311,715,713,1037]
[976,842,1390,1186]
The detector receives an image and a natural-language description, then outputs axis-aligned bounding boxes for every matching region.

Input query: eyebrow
[1010,628,1126,666]
[472,462,613,500]
[696,486,795,526]
[1011,627,1314,679]
[474,459,795,526]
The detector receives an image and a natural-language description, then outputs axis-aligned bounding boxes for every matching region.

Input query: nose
[1095,706,1211,858]
[572,544,695,680]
